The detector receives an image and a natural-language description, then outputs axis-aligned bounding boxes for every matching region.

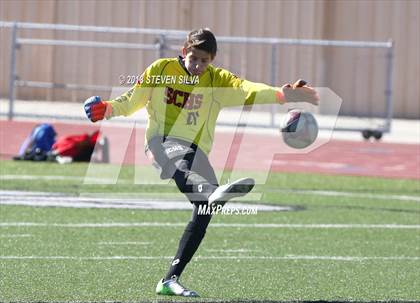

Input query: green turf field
[0,159,419,302]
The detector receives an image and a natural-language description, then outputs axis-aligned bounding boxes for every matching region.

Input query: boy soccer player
[84,28,318,297]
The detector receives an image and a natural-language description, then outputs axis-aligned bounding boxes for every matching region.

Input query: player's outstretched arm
[84,96,113,122]
[215,69,319,107]
[277,79,319,105]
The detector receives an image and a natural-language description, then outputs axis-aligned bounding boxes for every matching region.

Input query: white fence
[0,21,394,138]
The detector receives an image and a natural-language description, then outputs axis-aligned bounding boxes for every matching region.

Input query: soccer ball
[281,109,319,149]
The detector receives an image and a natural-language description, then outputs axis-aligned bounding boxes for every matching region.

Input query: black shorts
[146,136,218,186]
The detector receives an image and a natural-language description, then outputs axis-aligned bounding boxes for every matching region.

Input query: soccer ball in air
[281,109,319,149]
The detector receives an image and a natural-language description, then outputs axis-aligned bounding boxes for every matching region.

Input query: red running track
[1,120,419,180]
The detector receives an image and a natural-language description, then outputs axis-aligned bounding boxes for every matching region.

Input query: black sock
[165,205,211,280]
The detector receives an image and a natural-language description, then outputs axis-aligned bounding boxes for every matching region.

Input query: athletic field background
[1,119,419,302]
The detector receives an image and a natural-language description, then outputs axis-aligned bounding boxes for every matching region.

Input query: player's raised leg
[208,177,255,208]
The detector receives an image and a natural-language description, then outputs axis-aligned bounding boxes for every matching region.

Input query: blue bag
[16,123,57,160]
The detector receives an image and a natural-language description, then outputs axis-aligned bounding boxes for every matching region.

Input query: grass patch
[0,159,419,301]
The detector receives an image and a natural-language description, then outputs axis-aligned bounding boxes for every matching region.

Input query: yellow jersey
[108,57,282,154]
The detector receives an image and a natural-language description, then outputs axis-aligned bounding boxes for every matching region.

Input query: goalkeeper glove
[276,79,319,105]
[84,96,112,122]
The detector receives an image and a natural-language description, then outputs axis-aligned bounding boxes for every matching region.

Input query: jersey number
[187,112,199,125]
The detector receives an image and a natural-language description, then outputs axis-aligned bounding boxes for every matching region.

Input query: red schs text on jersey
[164,87,203,110]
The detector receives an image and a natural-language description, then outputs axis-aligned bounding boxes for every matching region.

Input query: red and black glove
[84,96,111,122]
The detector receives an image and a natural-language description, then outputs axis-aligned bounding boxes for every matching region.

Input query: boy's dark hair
[184,28,217,59]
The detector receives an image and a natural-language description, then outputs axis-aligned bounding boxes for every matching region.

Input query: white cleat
[156,276,199,297]
[208,177,255,208]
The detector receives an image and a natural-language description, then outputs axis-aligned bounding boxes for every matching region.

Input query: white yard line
[0,234,32,238]
[0,255,418,261]
[1,175,84,181]
[1,222,419,229]
[0,175,132,184]
[0,190,291,211]
[270,188,420,202]
[205,249,261,253]
[97,241,151,245]
[1,181,419,202]
[1,189,419,213]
